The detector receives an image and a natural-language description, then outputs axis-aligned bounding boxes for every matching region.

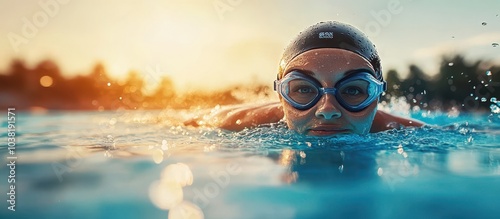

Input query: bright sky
[0,0,499,91]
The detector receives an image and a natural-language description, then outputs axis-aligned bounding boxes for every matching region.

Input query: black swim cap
[278,21,383,82]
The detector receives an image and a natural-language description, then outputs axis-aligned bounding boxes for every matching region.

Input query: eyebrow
[344,68,375,77]
[288,69,316,77]
[287,68,374,79]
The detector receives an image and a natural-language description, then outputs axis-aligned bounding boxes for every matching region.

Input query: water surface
[1,107,500,219]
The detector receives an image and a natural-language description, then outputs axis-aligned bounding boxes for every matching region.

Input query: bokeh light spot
[40,76,53,87]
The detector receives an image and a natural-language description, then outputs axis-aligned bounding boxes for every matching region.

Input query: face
[280,48,378,136]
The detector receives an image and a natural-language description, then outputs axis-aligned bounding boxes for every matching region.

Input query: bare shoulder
[184,103,424,133]
[370,110,424,132]
[184,102,284,131]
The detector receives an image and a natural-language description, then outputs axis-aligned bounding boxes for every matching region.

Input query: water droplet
[299,151,306,158]
[493,42,499,47]
[107,82,111,87]
[448,62,454,66]
[486,70,492,76]
[491,104,500,113]
[397,145,404,154]
[235,119,242,125]
[482,22,487,26]
[161,140,169,150]
[481,97,487,102]
[491,97,498,103]
[467,136,473,143]
[377,168,384,176]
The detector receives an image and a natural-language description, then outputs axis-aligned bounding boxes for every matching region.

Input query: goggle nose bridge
[321,87,337,95]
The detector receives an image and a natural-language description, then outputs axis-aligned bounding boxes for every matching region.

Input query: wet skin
[280,48,378,136]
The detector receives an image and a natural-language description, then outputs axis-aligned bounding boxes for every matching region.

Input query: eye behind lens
[288,79,320,104]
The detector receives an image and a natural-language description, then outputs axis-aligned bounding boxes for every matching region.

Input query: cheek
[344,101,378,132]
[281,100,314,133]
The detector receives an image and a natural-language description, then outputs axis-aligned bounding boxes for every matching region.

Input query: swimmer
[185,21,423,136]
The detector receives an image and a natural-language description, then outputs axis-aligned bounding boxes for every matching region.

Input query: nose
[315,94,342,120]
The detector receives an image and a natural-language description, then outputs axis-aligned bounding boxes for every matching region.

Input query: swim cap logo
[319,32,333,39]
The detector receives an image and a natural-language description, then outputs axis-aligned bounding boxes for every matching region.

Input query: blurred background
[0,0,499,111]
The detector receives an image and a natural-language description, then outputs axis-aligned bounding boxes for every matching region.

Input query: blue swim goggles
[274,70,387,112]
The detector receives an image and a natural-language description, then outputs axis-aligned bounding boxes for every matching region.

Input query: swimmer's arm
[184,102,284,131]
[371,110,424,132]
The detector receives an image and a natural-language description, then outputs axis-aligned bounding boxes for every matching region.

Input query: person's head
[274,21,386,136]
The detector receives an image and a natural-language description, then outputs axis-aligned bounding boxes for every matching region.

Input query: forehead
[283,48,374,83]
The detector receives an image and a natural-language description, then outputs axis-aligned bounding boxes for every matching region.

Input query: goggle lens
[286,79,319,105]
[337,80,370,106]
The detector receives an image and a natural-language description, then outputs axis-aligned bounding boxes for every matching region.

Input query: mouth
[307,127,351,136]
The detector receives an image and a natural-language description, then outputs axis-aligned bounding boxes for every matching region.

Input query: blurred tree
[120,71,145,109]
[432,55,499,111]
[4,59,29,91]
[400,64,431,108]
[384,69,403,100]
[31,60,70,108]
[150,76,176,108]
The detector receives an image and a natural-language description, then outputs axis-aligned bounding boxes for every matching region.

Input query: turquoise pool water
[1,106,500,219]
